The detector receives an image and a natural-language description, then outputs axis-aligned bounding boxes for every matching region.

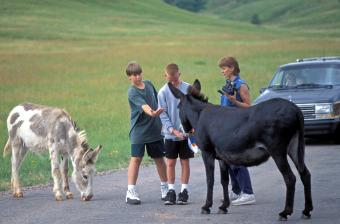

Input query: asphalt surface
[1,140,340,224]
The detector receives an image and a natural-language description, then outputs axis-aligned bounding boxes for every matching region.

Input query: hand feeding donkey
[168,80,313,221]
[3,103,102,201]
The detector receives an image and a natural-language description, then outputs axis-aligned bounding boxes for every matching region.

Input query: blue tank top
[220,75,248,107]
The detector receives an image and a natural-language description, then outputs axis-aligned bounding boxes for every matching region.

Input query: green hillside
[0,0,225,40]
[202,0,340,29]
[1,0,340,191]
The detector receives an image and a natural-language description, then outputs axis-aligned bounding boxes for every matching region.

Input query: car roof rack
[296,56,340,62]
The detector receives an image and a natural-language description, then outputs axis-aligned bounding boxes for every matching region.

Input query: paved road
[1,141,340,224]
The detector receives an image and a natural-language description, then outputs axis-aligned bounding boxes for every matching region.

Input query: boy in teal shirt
[125,61,168,204]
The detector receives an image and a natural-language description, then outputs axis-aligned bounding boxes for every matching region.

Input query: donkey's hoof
[13,192,23,198]
[278,216,287,221]
[55,195,64,201]
[66,192,73,199]
[301,211,311,219]
[81,194,93,201]
[278,214,287,221]
[201,208,211,214]
[217,208,228,214]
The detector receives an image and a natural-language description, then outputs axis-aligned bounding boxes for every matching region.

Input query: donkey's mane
[78,130,89,150]
[188,86,209,103]
[71,119,80,132]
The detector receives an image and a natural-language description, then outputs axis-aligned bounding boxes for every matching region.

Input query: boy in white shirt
[158,63,194,205]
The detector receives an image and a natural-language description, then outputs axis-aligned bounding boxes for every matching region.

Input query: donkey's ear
[192,79,201,92]
[91,145,102,162]
[168,82,185,99]
[82,145,102,164]
[82,150,93,164]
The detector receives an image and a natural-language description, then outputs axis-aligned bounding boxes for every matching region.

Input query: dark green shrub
[251,13,261,25]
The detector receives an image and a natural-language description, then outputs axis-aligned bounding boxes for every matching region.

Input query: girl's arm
[227,84,251,108]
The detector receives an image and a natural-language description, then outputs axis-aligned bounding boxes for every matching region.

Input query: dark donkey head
[168,79,209,133]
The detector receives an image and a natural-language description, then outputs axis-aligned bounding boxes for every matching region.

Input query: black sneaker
[177,189,189,205]
[164,189,176,205]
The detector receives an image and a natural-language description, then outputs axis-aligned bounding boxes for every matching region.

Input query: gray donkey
[3,103,102,201]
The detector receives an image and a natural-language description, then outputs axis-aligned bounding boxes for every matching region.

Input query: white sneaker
[231,193,256,206]
[126,188,141,205]
[161,184,168,201]
[229,191,241,201]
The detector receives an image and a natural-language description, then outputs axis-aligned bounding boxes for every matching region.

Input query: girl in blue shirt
[218,56,256,206]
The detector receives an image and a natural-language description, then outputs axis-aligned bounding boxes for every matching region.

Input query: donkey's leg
[60,156,73,199]
[218,160,230,214]
[50,148,63,201]
[11,139,27,198]
[201,151,215,214]
[287,142,313,218]
[272,155,296,221]
[288,158,313,219]
[298,164,313,219]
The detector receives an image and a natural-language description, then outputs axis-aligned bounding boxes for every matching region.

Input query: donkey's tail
[3,138,11,157]
[288,109,306,173]
[296,110,306,173]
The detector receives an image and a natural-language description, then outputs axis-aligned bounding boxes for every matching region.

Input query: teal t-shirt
[128,80,163,144]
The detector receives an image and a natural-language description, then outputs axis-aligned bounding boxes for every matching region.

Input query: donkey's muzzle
[81,194,93,201]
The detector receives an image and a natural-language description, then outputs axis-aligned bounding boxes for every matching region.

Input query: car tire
[332,126,340,144]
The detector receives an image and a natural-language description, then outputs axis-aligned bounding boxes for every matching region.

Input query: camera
[218,80,235,96]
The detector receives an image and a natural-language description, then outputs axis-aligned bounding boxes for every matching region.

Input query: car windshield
[268,63,340,89]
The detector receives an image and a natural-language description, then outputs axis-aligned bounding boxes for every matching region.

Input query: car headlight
[315,103,332,119]
[314,103,340,119]
[315,104,332,114]
[333,101,340,118]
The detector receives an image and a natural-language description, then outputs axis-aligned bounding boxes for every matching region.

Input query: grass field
[1,0,340,191]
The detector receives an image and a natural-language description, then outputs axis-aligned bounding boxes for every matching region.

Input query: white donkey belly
[18,121,48,152]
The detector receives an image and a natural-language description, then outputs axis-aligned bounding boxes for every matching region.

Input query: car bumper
[304,118,340,136]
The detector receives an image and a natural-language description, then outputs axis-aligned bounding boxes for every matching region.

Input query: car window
[270,70,284,86]
[269,64,340,87]
[332,68,340,84]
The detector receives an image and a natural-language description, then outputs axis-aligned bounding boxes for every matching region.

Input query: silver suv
[253,57,340,140]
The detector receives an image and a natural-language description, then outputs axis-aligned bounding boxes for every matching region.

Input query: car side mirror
[259,87,267,94]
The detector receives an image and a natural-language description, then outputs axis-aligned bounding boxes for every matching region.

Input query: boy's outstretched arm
[141,104,164,117]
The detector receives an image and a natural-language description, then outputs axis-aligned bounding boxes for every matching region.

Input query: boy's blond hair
[126,61,142,76]
[165,63,179,76]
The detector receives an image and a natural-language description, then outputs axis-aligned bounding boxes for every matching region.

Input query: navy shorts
[131,140,165,158]
[164,139,194,160]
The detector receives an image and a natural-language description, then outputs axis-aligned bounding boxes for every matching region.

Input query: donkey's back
[4,102,76,156]
[199,98,304,155]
